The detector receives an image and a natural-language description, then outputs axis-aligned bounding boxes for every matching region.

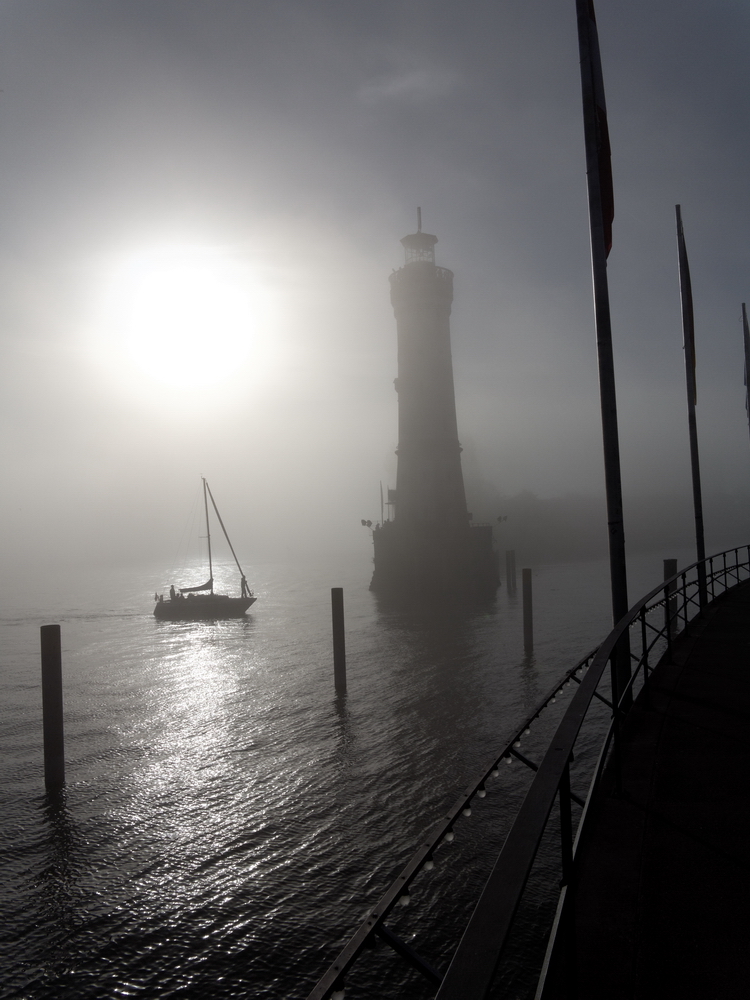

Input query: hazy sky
[1,0,748,575]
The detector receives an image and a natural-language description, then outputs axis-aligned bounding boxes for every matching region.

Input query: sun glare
[113,247,259,388]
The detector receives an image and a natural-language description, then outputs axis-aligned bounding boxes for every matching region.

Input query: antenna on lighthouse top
[401,210,437,264]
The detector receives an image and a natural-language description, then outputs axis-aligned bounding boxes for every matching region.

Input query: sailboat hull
[154,478,257,620]
[154,594,256,621]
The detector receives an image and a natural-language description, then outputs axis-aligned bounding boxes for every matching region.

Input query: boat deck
[541,581,750,999]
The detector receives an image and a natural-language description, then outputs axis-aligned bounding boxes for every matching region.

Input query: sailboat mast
[204,480,246,580]
[202,477,214,593]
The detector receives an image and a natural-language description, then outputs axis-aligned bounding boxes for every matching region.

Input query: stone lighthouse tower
[370,217,498,597]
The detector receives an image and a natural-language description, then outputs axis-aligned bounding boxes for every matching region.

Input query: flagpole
[742,303,750,444]
[575,0,630,702]
[675,205,707,608]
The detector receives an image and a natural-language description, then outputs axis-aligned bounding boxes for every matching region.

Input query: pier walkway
[308,551,750,1000]
[541,580,750,999]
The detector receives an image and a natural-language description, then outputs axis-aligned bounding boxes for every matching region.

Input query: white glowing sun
[116,247,256,388]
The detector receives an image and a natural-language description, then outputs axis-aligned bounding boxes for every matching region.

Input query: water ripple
[0,555,672,998]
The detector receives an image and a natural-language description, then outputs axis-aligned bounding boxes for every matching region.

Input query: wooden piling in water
[331,588,347,695]
[522,568,533,654]
[506,550,516,592]
[41,624,65,791]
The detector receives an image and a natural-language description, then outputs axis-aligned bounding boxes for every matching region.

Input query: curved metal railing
[306,546,750,1000]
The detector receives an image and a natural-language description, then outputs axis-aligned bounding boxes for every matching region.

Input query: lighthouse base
[370,521,499,600]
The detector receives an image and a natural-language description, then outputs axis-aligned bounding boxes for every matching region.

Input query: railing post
[640,606,649,685]
[613,633,632,712]
[681,572,688,629]
[709,556,715,601]
[609,653,623,796]
[559,758,577,998]
[664,559,677,641]
[697,561,708,611]
[559,759,574,886]
[664,584,673,663]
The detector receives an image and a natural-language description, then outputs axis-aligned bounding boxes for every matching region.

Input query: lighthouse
[370,217,499,597]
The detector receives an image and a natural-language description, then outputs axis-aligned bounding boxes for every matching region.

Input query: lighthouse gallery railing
[306,546,750,1000]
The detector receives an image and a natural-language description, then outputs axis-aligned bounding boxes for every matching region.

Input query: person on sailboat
[241,575,250,598]
[170,585,176,600]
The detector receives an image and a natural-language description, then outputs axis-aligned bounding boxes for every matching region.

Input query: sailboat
[154,478,257,620]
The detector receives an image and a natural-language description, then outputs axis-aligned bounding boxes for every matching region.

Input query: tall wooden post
[522,568,533,654]
[41,624,65,791]
[506,550,517,593]
[331,589,347,695]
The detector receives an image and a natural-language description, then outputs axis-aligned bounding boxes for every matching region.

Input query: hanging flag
[577,0,614,256]
[574,0,630,637]
[674,205,706,587]
[675,205,697,405]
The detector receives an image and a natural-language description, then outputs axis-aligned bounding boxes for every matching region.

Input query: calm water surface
[0,553,689,998]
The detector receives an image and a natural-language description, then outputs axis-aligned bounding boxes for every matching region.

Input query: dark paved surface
[541,581,750,1000]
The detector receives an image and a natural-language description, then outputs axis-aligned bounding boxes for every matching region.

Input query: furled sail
[179,577,213,593]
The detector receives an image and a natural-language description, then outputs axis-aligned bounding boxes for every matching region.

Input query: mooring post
[41,624,65,791]
[331,588,347,695]
[522,568,533,654]
[506,550,517,593]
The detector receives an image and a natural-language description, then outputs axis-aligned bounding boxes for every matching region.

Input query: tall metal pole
[742,303,750,445]
[575,0,630,700]
[675,206,707,608]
